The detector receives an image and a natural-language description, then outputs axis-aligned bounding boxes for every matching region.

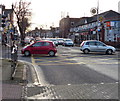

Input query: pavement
[1,59,26,100]
[1,43,120,100]
[1,59,119,100]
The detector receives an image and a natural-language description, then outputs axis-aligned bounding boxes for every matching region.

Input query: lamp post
[96,0,99,40]
[90,0,100,40]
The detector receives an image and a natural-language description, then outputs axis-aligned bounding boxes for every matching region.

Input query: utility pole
[97,0,99,40]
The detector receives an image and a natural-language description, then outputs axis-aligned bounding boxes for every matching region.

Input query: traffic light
[1,15,6,28]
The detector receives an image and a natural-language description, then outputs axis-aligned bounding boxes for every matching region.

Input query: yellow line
[31,55,36,65]
[32,56,118,65]
[36,62,85,65]
[34,58,75,63]
[63,55,118,60]
[32,53,120,60]
[32,54,119,65]
[35,62,118,65]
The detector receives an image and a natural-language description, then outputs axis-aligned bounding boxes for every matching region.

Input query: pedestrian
[11,41,18,54]
[11,41,18,62]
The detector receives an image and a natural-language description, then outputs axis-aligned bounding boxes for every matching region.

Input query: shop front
[104,21,120,47]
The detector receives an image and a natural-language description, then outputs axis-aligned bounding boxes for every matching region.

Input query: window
[86,42,89,45]
[89,42,96,46]
[96,42,105,46]
[33,42,42,47]
[43,42,50,46]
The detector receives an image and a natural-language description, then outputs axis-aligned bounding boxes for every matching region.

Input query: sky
[1,0,120,29]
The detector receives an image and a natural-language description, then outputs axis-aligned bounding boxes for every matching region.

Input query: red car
[21,40,57,56]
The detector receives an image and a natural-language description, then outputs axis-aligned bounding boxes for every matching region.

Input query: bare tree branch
[12,0,31,42]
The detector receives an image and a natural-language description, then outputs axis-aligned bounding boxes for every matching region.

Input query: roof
[36,40,53,43]
[91,10,120,22]
[75,10,120,26]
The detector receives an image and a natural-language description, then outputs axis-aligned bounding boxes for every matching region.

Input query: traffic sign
[99,16,104,22]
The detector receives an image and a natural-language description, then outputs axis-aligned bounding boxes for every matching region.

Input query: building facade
[69,10,120,47]
[59,15,81,38]
[0,5,15,44]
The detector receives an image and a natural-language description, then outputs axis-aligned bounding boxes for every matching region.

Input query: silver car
[80,40,116,54]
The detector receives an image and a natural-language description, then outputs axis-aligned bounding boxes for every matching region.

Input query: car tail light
[80,42,84,47]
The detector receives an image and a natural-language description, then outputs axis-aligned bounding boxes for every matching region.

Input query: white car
[63,39,74,47]
[49,38,58,46]
[24,37,31,44]
[80,40,116,54]
[57,38,64,45]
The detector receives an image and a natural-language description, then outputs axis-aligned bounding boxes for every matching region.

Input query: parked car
[21,40,57,56]
[80,40,116,54]
[24,37,31,44]
[35,37,42,41]
[49,38,58,46]
[57,38,64,45]
[62,39,74,47]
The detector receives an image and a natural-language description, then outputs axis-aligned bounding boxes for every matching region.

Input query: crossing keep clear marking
[31,53,118,66]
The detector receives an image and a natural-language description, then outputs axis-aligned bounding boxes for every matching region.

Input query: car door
[96,42,107,52]
[31,42,43,54]
[88,41,98,52]
[41,42,51,54]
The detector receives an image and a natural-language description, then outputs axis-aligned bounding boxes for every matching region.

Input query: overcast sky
[1,0,120,29]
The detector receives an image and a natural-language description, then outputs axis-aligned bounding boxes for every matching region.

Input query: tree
[12,0,31,42]
[19,17,31,35]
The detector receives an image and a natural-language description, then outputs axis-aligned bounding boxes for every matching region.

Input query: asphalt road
[2,45,119,85]
[2,44,119,99]
[30,45,118,85]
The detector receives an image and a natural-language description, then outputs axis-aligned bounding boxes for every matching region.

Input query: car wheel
[24,51,31,56]
[106,49,113,55]
[49,51,55,56]
[83,49,89,54]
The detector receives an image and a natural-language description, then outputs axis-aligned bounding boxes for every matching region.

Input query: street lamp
[96,0,100,40]
[90,0,100,40]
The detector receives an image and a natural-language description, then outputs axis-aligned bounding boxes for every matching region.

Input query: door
[96,42,107,52]
[41,42,51,54]
[31,42,51,54]
[88,41,98,52]
[31,42,43,54]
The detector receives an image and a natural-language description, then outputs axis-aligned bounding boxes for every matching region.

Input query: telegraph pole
[90,0,100,40]
[97,0,99,40]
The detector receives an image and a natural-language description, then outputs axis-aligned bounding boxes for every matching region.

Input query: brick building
[59,15,81,38]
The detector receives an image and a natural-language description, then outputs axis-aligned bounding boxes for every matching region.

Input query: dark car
[21,40,57,56]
